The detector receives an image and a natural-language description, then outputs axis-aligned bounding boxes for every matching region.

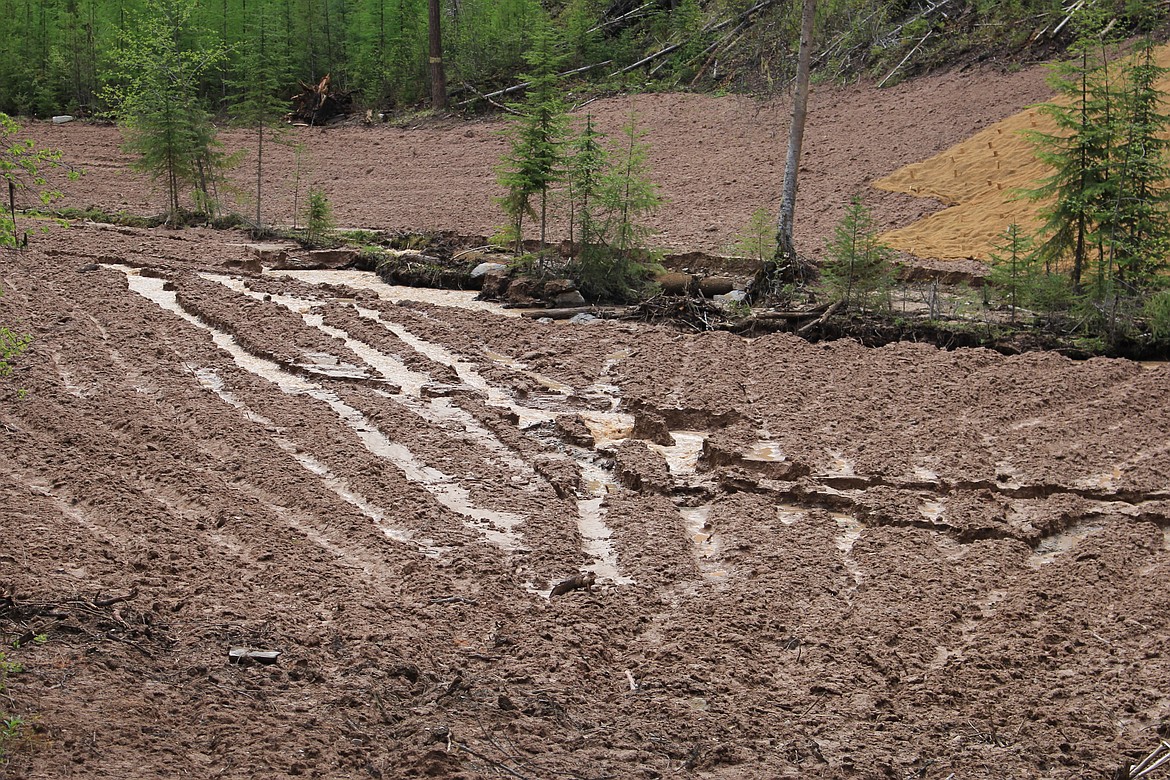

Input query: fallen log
[521,306,631,320]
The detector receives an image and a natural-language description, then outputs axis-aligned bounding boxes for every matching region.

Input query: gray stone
[569,313,598,324]
[470,262,507,278]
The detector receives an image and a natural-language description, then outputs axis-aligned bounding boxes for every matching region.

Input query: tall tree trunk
[429,0,447,109]
[775,0,816,262]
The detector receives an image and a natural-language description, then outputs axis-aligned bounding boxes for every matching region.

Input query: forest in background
[1,0,1162,119]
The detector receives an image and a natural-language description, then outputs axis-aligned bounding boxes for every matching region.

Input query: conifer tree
[102,0,230,224]
[986,223,1035,324]
[566,114,606,249]
[1105,39,1170,290]
[232,0,292,230]
[496,19,569,259]
[821,196,893,313]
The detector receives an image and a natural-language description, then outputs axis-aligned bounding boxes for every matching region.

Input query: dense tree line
[2,0,1160,118]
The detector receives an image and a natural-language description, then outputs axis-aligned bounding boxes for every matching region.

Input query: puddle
[914,465,939,482]
[679,505,728,581]
[119,268,526,553]
[1027,521,1105,568]
[192,367,444,556]
[920,499,945,523]
[649,431,708,477]
[824,450,856,477]
[265,268,523,316]
[579,411,635,450]
[833,512,865,586]
[776,503,805,525]
[574,457,634,586]
[745,440,785,463]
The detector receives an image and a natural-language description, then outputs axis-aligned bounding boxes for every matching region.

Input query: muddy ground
[3,64,1170,780]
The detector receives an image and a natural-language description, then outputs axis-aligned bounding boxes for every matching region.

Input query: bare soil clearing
[3,64,1170,780]
[30,61,1054,259]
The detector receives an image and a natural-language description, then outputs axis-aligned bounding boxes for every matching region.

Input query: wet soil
[3,65,1169,780]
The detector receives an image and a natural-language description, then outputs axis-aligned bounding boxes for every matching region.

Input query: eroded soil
[2,219,1169,779]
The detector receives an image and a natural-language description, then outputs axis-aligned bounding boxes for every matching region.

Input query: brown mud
[2,64,1169,780]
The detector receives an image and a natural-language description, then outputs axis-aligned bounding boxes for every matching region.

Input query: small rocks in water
[550,571,596,597]
[228,647,282,665]
[78,263,100,273]
[568,313,597,325]
[470,262,507,279]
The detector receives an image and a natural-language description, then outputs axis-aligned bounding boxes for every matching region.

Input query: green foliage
[231,0,291,229]
[821,196,894,312]
[496,19,570,257]
[1,112,77,245]
[1144,290,1170,343]
[569,112,664,302]
[566,115,607,249]
[101,0,233,222]
[986,223,1036,323]
[726,208,777,263]
[1022,34,1170,344]
[306,187,335,245]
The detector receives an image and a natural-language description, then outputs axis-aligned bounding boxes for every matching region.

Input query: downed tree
[289,75,352,125]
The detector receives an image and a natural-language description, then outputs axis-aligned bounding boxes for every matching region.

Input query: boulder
[222,257,262,275]
[568,313,598,325]
[480,270,511,299]
[554,290,587,308]
[543,278,578,297]
[714,289,748,305]
[470,261,507,278]
[505,277,541,306]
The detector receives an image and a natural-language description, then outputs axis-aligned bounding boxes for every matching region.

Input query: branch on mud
[453,741,534,780]
[797,300,842,335]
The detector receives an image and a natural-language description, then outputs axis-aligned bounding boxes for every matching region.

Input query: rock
[470,262,507,279]
[655,272,694,295]
[699,276,737,297]
[77,263,100,273]
[543,278,577,297]
[505,277,540,306]
[554,290,587,308]
[480,270,510,299]
[568,313,598,324]
[714,289,748,305]
[51,115,74,124]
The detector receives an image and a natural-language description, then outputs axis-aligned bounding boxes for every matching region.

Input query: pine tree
[566,114,607,249]
[102,0,230,224]
[232,0,292,230]
[1105,39,1170,290]
[496,19,569,259]
[822,196,893,313]
[570,110,662,302]
[986,223,1035,324]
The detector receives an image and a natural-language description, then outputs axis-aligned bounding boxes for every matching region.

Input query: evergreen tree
[231,0,291,230]
[727,208,778,264]
[570,110,662,302]
[1105,39,1170,290]
[566,114,606,249]
[821,196,893,313]
[986,223,1035,324]
[496,19,569,259]
[102,0,231,223]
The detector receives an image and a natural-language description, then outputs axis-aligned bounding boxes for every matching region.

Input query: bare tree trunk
[429,0,447,110]
[776,0,816,262]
